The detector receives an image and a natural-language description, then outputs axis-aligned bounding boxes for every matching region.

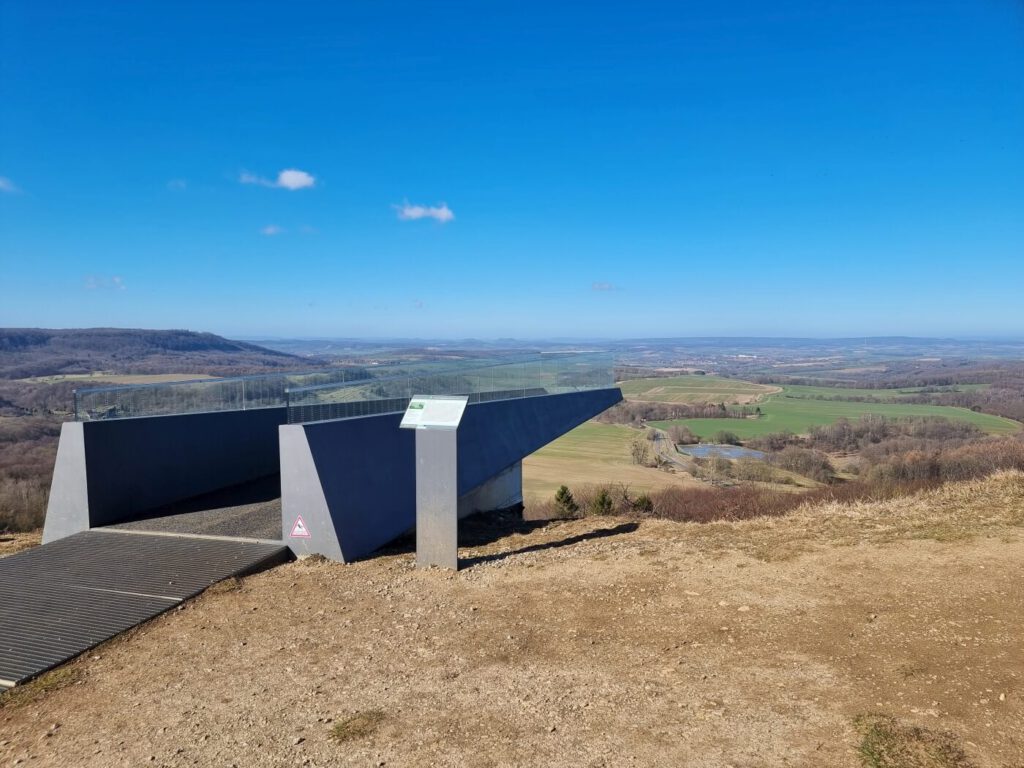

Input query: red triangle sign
[290,515,311,538]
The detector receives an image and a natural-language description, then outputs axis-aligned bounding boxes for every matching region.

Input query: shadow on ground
[107,475,282,540]
[459,521,639,567]
[377,508,639,568]
[137,475,281,517]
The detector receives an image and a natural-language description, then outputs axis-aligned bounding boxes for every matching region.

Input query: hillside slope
[2,472,1022,767]
[0,328,307,379]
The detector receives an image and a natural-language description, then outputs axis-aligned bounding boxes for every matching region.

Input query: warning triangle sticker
[290,515,311,538]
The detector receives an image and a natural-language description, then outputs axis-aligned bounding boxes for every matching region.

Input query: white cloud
[84,275,126,291]
[260,225,284,236]
[0,177,20,194]
[240,168,316,190]
[276,169,315,190]
[394,201,455,223]
[592,281,615,292]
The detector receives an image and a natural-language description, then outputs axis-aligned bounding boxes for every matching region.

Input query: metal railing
[285,352,614,424]
[72,352,615,422]
[73,368,373,421]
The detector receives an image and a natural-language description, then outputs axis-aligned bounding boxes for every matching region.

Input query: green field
[522,421,698,500]
[618,375,777,404]
[778,383,990,400]
[650,391,1020,440]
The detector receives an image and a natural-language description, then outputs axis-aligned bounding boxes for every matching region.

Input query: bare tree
[630,438,651,466]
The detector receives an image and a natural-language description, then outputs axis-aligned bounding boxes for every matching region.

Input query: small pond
[676,443,766,460]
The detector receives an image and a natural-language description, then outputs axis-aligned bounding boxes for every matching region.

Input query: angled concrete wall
[43,407,287,543]
[280,387,622,561]
[41,422,89,544]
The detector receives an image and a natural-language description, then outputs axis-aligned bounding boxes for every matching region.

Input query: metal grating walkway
[0,530,290,688]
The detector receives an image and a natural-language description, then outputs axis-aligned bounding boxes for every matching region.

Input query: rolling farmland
[618,375,778,404]
[520,373,1021,504]
[19,373,218,385]
[776,383,991,400]
[649,390,1020,439]
[521,421,697,501]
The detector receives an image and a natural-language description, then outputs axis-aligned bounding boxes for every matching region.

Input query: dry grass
[203,577,242,595]
[330,710,386,743]
[854,714,975,768]
[628,470,1024,563]
[787,470,1024,545]
[0,531,41,558]
[0,667,81,711]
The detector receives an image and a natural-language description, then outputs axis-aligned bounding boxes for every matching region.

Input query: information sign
[400,395,469,430]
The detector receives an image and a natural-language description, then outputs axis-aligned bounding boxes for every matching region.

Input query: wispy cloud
[394,201,455,223]
[592,281,616,292]
[84,275,126,291]
[166,179,187,190]
[0,177,21,194]
[240,168,316,190]
[260,225,284,236]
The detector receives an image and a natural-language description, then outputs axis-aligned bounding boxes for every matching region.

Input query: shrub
[645,484,796,523]
[747,431,800,452]
[632,493,654,514]
[712,430,741,446]
[668,424,698,445]
[733,458,775,482]
[0,477,49,532]
[770,446,835,483]
[588,488,614,516]
[553,485,579,517]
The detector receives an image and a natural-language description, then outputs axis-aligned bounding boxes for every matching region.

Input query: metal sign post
[400,395,469,570]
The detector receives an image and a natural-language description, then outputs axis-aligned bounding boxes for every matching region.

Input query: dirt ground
[2,473,1024,767]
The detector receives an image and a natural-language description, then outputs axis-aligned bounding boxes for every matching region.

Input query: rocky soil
[2,473,1023,767]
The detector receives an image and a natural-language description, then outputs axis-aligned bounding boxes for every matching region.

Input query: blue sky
[1,1,1022,339]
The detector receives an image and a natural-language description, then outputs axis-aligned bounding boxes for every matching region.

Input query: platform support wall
[42,407,288,542]
[280,388,621,562]
[41,422,90,544]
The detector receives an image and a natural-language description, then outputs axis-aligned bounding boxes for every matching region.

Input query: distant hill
[0,328,311,379]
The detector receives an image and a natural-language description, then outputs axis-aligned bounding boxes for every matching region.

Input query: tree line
[596,400,758,426]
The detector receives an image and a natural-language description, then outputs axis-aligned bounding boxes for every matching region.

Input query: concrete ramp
[0,531,289,688]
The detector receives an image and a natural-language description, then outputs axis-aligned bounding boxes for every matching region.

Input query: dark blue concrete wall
[456,388,623,495]
[302,412,415,561]
[290,387,622,561]
[82,407,287,527]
